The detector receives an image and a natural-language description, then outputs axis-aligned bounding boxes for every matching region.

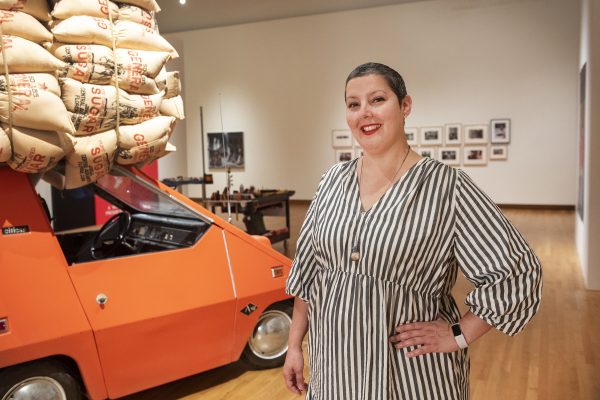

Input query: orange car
[0,165,293,399]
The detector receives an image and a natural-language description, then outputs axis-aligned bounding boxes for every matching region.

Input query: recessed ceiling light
[179,0,186,4]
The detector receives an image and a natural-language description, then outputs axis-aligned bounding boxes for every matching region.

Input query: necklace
[351,146,411,262]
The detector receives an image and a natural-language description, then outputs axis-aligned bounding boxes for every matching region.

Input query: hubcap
[248,310,291,359]
[2,377,66,400]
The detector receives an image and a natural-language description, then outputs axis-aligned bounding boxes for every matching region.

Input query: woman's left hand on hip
[390,319,459,357]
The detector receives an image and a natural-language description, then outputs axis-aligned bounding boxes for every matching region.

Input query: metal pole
[199,106,207,204]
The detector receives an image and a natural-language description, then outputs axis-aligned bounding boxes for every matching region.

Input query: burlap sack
[117,48,169,78]
[49,42,114,65]
[0,10,53,43]
[159,95,184,119]
[117,115,175,148]
[6,125,74,173]
[156,71,180,99]
[0,35,66,73]
[0,126,10,162]
[60,78,163,135]
[117,0,160,12]
[0,0,51,22]
[118,4,155,30]
[65,128,117,188]
[0,73,61,96]
[52,17,178,58]
[51,16,114,47]
[117,133,168,165]
[52,0,119,20]
[115,21,178,58]
[58,62,114,85]
[0,74,75,133]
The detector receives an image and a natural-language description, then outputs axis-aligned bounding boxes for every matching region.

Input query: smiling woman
[282,62,543,400]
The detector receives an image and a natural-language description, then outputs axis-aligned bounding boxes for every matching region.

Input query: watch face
[451,324,462,336]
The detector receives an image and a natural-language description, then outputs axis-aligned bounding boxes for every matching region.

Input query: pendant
[351,245,360,261]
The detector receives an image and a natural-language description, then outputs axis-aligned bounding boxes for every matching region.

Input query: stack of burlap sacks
[0,0,184,189]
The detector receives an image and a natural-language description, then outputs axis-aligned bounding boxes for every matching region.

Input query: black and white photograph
[335,149,354,163]
[207,131,245,169]
[491,119,511,144]
[417,147,437,159]
[420,127,443,145]
[439,147,460,166]
[332,129,353,148]
[404,127,418,146]
[463,146,488,165]
[464,125,489,144]
[490,145,508,160]
[444,124,462,145]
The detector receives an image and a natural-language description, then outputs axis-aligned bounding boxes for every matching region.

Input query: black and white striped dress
[286,157,542,400]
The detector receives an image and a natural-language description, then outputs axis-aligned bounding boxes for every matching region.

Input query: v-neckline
[354,156,427,214]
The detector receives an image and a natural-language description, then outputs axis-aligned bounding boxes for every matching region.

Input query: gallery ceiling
[156,0,425,33]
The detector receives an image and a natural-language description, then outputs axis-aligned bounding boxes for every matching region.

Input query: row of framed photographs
[331,119,511,148]
[335,145,508,166]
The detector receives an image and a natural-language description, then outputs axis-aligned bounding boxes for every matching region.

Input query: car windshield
[95,167,204,220]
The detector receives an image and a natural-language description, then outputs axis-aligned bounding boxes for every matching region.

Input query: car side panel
[0,169,107,400]
[68,226,237,399]
[223,231,293,360]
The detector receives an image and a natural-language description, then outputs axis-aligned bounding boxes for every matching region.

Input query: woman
[283,62,542,399]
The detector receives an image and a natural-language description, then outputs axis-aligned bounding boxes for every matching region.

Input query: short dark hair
[345,62,407,103]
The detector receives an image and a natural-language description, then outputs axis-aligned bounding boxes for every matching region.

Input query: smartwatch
[451,323,468,349]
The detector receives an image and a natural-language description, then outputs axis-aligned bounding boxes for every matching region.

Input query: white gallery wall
[165,0,580,203]
[576,0,600,290]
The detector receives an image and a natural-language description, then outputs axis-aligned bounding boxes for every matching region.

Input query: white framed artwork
[420,127,443,146]
[490,119,511,144]
[490,145,508,160]
[404,127,419,146]
[463,146,488,165]
[444,124,462,146]
[417,147,437,159]
[439,147,460,166]
[464,125,488,145]
[335,149,354,163]
[332,129,353,148]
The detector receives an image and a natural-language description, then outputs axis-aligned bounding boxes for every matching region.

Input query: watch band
[451,323,468,349]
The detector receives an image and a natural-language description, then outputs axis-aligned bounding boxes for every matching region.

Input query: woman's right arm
[283,297,309,394]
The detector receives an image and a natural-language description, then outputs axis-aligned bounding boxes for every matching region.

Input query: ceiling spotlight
[179,0,186,4]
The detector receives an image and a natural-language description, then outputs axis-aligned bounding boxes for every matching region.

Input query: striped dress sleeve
[285,170,327,302]
[453,169,543,336]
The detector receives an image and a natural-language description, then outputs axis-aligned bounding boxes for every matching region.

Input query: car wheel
[0,359,82,400]
[241,301,293,369]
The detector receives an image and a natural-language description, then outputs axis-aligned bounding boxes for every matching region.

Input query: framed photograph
[490,119,511,144]
[207,131,245,169]
[404,127,418,146]
[444,124,462,146]
[462,146,487,165]
[490,145,508,160]
[335,149,354,163]
[464,125,488,144]
[332,129,353,148]
[354,147,364,158]
[417,147,437,159]
[439,147,460,166]
[420,127,443,146]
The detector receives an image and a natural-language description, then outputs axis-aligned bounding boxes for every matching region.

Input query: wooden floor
[121,205,600,400]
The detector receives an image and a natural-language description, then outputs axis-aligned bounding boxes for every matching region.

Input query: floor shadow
[118,361,251,400]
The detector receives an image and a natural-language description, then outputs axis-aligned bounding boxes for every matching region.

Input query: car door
[68,224,236,399]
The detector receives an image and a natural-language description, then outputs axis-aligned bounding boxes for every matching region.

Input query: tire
[0,359,82,400]
[241,301,293,369]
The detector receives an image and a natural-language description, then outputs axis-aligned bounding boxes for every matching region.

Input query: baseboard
[498,204,575,210]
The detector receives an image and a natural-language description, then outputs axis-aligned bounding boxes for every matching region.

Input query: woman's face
[345,74,411,156]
